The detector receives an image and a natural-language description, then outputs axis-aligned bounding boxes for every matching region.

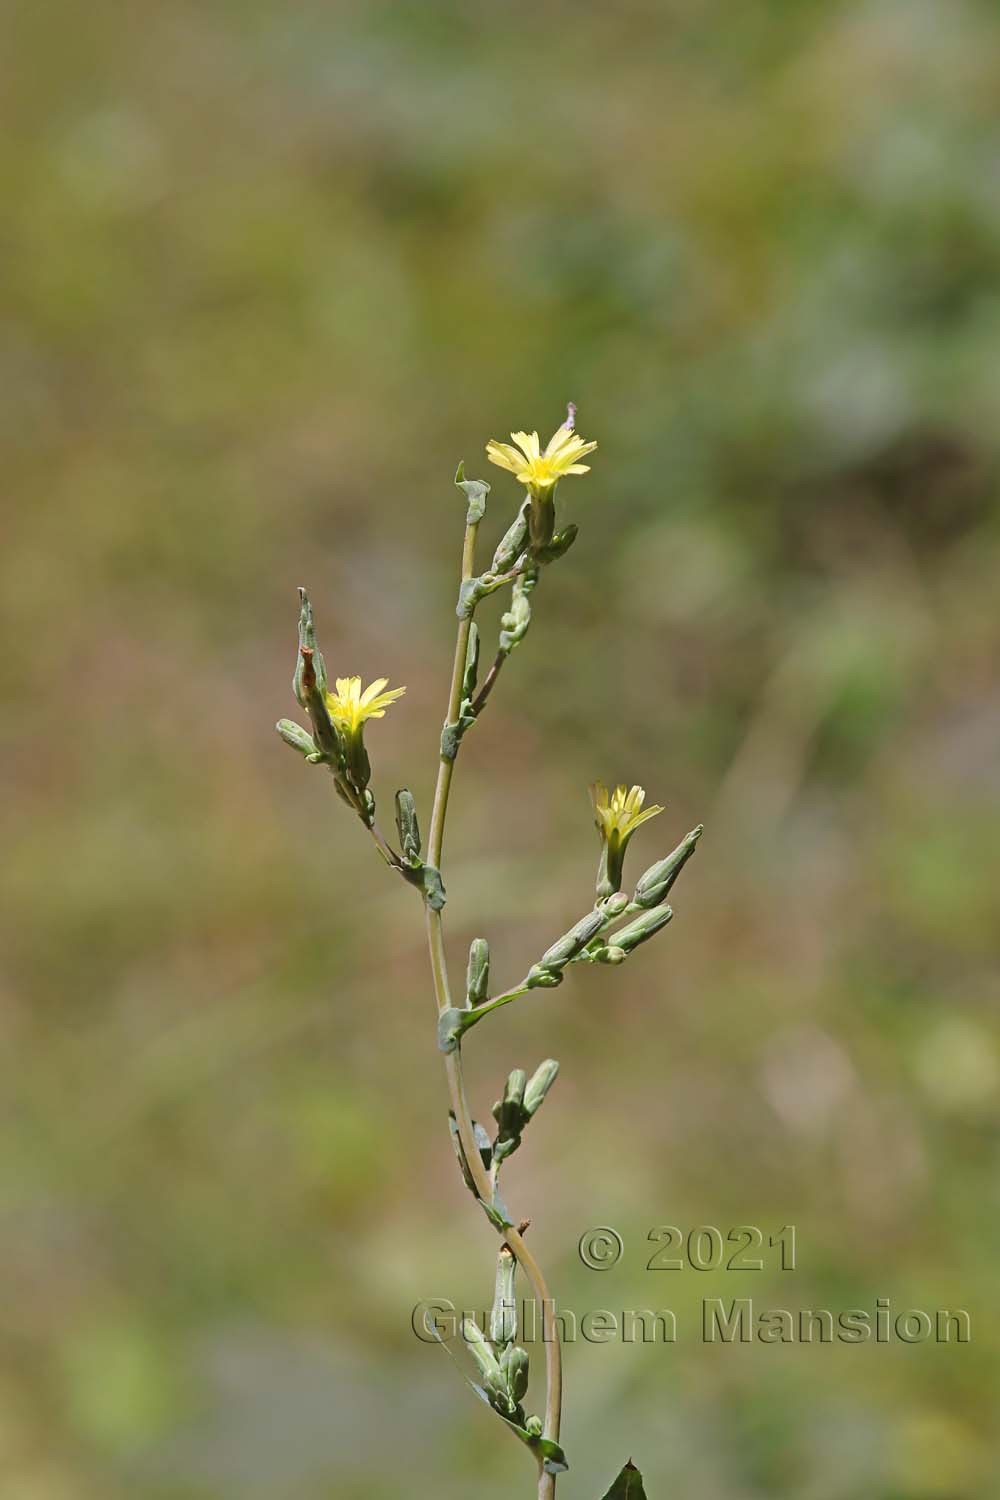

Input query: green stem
[424,514,562,1500]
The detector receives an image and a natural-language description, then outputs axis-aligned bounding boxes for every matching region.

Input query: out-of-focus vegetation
[2,1,999,1496]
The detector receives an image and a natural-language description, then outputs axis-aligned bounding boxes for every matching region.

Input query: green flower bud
[537,909,606,972]
[275,719,319,759]
[466,938,491,1006]
[534,523,578,564]
[292,588,328,706]
[491,1245,518,1348]
[597,945,627,965]
[611,904,674,954]
[523,1059,559,1117]
[461,1317,503,1386]
[633,825,703,909]
[525,1414,543,1438]
[492,1068,529,1163]
[499,572,536,657]
[501,1343,530,1403]
[600,892,631,918]
[394,788,422,867]
[524,966,564,990]
[492,1067,527,1130]
[492,503,529,572]
[503,1068,527,1112]
[298,647,343,763]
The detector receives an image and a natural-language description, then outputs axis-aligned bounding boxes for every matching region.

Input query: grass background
[2,1,999,1495]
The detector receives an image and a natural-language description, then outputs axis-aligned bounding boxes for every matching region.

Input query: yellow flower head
[486,409,597,499]
[325,676,406,737]
[591,782,664,898]
[592,783,663,845]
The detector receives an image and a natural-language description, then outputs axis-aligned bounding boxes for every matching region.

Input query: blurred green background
[3,0,999,1496]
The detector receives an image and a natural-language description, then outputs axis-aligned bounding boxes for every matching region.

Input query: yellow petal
[511,430,541,462]
[486,441,525,474]
[545,424,577,457]
[359,677,390,706]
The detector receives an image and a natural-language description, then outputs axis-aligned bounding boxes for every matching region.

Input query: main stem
[424,518,562,1500]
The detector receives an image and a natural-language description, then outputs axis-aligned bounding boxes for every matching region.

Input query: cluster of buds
[516,795,702,982]
[492,1059,560,1165]
[462,1247,537,1434]
[436,803,702,1055]
[447,1056,559,1194]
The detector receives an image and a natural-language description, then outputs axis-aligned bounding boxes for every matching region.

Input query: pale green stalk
[424,515,562,1500]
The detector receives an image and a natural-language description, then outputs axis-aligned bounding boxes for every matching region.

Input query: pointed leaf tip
[599,1460,648,1500]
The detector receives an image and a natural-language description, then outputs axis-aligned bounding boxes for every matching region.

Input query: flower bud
[537,909,606,972]
[535,523,578,564]
[292,588,327,706]
[523,1059,559,1118]
[492,1067,526,1130]
[275,719,319,759]
[501,1343,530,1403]
[492,503,529,572]
[611,904,674,954]
[491,1245,518,1348]
[492,1068,529,1163]
[461,1317,503,1386]
[298,648,343,763]
[633,826,703,909]
[597,945,627,965]
[466,938,491,1006]
[524,966,564,990]
[394,788,422,867]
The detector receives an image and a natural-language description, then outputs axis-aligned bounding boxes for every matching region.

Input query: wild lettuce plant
[277,409,702,1499]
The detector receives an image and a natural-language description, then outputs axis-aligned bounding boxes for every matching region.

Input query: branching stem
[424,513,562,1500]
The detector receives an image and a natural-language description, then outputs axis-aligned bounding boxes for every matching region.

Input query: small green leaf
[420,863,446,910]
[404,862,447,910]
[599,1460,647,1499]
[455,462,490,524]
[500,1417,568,1474]
[463,621,481,700]
[437,1008,468,1053]
[440,712,477,760]
[498,571,537,657]
[480,1197,514,1232]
